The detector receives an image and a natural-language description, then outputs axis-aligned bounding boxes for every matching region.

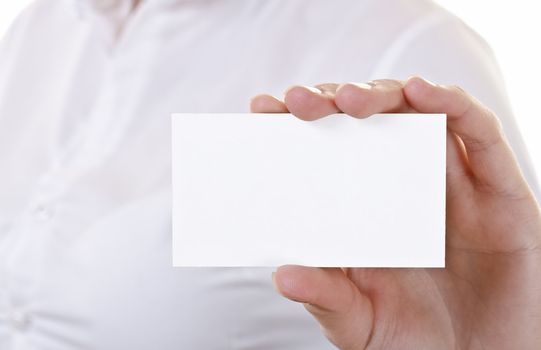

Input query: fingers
[250,85,340,119]
[250,94,288,113]
[250,77,530,196]
[250,80,409,119]
[251,80,409,120]
[403,77,529,197]
[273,265,374,350]
[334,80,411,117]
[314,83,340,95]
[282,80,411,120]
[283,86,340,120]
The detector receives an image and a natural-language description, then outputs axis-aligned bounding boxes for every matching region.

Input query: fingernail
[284,85,322,95]
[350,82,373,90]
[408,76,436,87]
[336,82,372,93]
[305,86,323,94]
[271,271,278,290]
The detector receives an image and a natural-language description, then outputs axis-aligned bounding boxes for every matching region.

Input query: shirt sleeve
[0,3,35,97]
[368,10,540,201]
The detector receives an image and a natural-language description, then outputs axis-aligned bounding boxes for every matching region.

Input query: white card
[172,113,446,267]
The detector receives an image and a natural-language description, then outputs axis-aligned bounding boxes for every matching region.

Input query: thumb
[273,265,374,349]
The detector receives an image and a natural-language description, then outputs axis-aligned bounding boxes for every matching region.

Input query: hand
[250,77,541,349]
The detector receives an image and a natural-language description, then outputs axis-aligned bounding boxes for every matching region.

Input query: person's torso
[0,0,535,349]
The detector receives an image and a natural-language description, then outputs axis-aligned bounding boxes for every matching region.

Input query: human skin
[250,77,541,349]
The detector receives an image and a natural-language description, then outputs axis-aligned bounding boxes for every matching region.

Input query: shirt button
[10,310,31,331]
[33,204,54,222]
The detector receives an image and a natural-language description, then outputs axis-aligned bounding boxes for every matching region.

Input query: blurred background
[1,0,539,179]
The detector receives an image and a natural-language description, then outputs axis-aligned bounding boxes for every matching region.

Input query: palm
[343,113,541,349]
[252,77,541,349]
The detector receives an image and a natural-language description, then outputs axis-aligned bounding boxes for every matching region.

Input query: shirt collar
[70,0,149,48]
[69,0,208,49]
[72,0,139,19]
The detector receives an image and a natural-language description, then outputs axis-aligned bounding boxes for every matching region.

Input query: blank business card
[172,113,446,267]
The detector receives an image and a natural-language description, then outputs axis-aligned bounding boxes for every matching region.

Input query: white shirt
[0,0,538,349]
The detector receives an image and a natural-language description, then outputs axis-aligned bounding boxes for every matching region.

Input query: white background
[1,1,540,179]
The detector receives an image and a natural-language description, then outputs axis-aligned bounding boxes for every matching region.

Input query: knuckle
[450,84,466,94]
[479,105,504,137]
[486,107,503,131]
[449,84,469,104]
